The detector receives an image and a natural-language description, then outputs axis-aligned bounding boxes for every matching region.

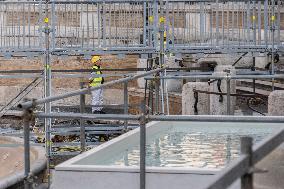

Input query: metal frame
[18,69,284,188]
[0,0,283,56]
[0,0,284,188]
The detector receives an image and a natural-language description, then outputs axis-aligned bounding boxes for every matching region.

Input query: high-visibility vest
[89,65,103,87]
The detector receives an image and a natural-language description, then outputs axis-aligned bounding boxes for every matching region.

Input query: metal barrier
[50,0,151,54]
[0,0,283,56]
[18,71,284,188]
[203,128,284,189]
[1,0,283,188]
[0,0,45,57]
[165,0,284,54]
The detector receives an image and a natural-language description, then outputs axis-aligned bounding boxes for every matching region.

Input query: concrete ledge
[0,137,46,188]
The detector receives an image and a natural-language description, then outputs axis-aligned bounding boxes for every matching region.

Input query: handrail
[18,67,166,109]
[34,113,284,123]
[145,74,284,80]
[30,112,284,189]
[203,128,284,189]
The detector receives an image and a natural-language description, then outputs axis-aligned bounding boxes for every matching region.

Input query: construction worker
[89,55,105,114]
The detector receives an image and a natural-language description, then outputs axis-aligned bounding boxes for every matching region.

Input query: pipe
[80,83,86,152]
[139,104,146,189]
[23,112,31,189]
[241,137,253,189]
[34,113,284,123]
[226,77,231,115]
[124,82,129,130]
[18,67,166,109]
[145,74,284,80]
[148,115,284,123]
[35,112,140,120]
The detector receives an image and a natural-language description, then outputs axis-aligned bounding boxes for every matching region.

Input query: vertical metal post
[143,2,147,46]
[147,57,154,115]
[159,0,165,114]
[80,82,86,152]
[226,75,231,115]
[252,56,256,94]
[124,81,129,130]
[149,84,154,115]
[153,0,159,47]
[165,69,169,115]
[241,137,253,189]
[44,0,52,186]
[139,101,146,189]
[23,110,31,189]
[155,78,159,114]
[271,0,275,91]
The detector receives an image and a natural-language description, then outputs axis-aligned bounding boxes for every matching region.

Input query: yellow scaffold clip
[271,15,276,22]
[159,16,165,23]
[149,16,154,23]
[44,17,49,23]
[46,140,53,147]
[45,65,51,70]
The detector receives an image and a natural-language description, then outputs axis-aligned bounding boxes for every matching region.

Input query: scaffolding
[0,0,284,188]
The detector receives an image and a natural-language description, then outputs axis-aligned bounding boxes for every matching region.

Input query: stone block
[137,59,148,88]
[210,69,236,115]
[268,90,284,116]
[164,56,183,92]
[198,54,253,67]
[182,82,210,115]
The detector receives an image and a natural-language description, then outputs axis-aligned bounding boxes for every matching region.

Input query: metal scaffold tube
[18,67,166,109]
[34,113,284,123]
[139,102,146,189]
[148,115,284,123]
[44,0,52,186]
[270,0,277,91]
[0,0,282,56]
[159,0,165,115]
[80,82,86,152]
[0,0,284,188]
[145,74,284,80]
[124,82,129,130]
[23,110,31,189]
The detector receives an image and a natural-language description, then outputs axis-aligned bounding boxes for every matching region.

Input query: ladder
[0,77,42,118]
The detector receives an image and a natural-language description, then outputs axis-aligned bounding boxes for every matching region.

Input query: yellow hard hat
[91,56,101,64]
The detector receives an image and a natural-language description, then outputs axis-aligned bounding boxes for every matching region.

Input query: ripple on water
[97,124,274,169]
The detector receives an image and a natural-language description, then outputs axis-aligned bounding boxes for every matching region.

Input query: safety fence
[1,0,284,188]
[0,0,283,57]
[18,68,284,188]
[166,0,284,53]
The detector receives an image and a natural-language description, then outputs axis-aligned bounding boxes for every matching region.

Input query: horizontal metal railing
[203,128,284,189]
[17,69,284,189]
[0,0,283,56]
